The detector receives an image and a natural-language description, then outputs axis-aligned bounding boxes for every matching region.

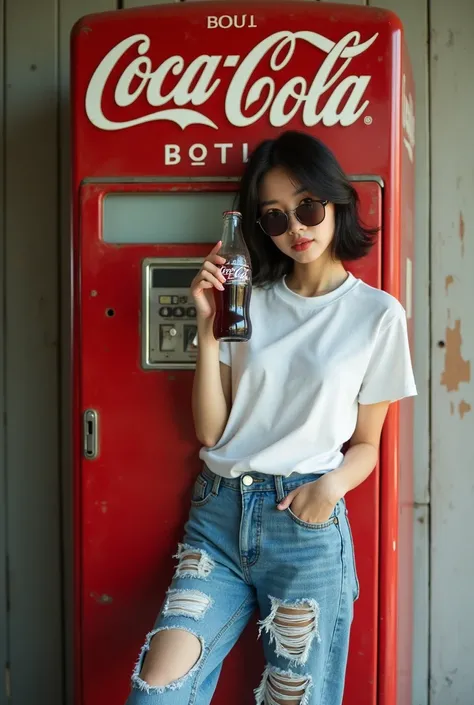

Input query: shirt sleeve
[219,342,232,367]
[358,308,417,405]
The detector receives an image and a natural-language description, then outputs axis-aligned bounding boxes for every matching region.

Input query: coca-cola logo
[220,265,251,284]
[85,30,378,131]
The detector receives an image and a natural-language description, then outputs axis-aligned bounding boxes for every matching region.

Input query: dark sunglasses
[257,199,329,238]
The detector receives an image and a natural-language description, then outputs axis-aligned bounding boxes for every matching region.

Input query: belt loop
[274,475,285,503]
[333,498,343,517]
[211,473,221,496]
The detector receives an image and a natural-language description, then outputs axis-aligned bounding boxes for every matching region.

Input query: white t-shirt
[200,273,417,479]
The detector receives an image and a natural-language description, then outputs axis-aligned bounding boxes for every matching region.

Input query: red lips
[291,239,313,251]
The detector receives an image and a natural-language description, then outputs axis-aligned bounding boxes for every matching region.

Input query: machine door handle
[83,409,99,459]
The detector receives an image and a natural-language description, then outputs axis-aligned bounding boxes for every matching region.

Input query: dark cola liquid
[213,256,252,342]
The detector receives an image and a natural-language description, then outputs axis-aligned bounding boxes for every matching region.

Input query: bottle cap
[222,210,242,218]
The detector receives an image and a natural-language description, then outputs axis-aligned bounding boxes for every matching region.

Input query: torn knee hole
[258,597,320,665]
[132,627,203,694]
[255,665,312,705]
[173,543,215,579]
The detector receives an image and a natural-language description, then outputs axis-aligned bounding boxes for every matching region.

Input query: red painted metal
[71,3,415,704]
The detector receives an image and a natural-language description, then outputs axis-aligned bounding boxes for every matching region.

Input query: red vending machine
[71,2,416,704]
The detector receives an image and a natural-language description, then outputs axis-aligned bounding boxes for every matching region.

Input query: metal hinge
[83,410,99,459]
[5,663,11,699]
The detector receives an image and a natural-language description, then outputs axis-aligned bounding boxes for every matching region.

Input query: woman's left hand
[277,473,346,524]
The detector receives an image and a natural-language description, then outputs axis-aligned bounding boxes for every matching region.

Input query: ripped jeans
[125,466,359,705]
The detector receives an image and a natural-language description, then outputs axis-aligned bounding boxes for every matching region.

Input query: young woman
[126,131,417,705]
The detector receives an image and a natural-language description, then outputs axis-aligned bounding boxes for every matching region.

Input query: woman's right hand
[190,242,227,321]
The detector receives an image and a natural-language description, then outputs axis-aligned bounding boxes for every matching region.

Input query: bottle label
[220,264,251,284]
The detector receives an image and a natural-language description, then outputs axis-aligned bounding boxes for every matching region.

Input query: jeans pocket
[190,473,214,507]
[286,506,338,531]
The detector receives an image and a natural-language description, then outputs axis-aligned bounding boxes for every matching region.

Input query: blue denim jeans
[125,466,359,705]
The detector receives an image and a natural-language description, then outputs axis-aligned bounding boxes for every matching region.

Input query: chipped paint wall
[430,1,474,702]
[0,0,473,704]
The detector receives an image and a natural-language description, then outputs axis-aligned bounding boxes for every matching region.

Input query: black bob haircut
[237,130,378,286]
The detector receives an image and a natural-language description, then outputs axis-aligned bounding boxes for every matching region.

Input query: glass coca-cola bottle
[213,211,252,342]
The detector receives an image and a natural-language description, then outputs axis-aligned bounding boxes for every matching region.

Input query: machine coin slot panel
[142,258,202,369]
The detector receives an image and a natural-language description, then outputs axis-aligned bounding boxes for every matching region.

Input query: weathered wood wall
[430,1,474,703]
[3,0,62,702]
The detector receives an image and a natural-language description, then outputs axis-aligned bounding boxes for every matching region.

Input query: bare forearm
[331,443,379,496]
[192,321,230,447]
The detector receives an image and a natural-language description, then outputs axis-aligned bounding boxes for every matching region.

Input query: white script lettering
[86,30,378,131]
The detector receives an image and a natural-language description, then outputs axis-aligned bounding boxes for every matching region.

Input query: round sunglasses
[257,199,329,238]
